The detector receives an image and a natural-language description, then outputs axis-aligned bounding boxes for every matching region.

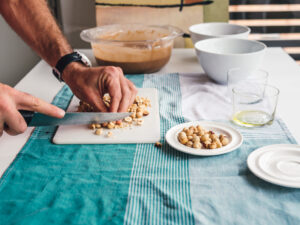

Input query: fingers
[117,77,135,112]
[99,66,138,112]
[3,109,27,136]
[0,84,64,137]
[108,81,122,112]
[63,65,138,114]
[16,92,65,118]
[127,79,138,107]
[0,84,28,136]
[99,67,122,112]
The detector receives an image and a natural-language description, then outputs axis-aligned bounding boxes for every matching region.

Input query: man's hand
[63,63,138,113]
[0,83,65,137]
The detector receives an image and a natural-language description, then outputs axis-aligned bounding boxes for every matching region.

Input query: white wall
[59,0,96,48]
[0,16,40,86]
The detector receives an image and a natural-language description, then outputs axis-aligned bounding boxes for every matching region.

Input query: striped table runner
[124,74,193,225]
[0,73,299,225]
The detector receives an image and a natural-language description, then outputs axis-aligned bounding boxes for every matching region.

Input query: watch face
[52,51,92,82]
[76,51,92,67]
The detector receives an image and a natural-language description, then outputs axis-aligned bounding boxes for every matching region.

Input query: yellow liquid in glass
[232,110,273,127]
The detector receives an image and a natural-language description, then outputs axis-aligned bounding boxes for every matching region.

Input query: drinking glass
[232,84,279,127]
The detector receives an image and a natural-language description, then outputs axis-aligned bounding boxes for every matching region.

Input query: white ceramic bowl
[189,22,250,44]
[195,38,267,84]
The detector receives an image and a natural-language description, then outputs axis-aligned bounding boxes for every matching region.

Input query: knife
[5,110,132,127]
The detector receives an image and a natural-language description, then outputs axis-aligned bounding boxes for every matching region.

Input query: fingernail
[58,109,65,117]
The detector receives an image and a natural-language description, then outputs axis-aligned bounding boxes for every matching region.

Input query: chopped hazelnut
[106,131,113,137]
[107,122,115,129]
[95,128,103,135]
[155,142,162,148]
[89,124,96,130]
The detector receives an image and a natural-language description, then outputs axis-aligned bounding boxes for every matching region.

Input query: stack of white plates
[247,144,300,188]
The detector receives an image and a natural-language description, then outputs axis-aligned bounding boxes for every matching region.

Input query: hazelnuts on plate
[177,125,230,150]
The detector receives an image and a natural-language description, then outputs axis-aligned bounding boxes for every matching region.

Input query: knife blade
[6,110,132,127]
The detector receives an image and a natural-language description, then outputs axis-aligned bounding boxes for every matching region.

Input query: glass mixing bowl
[80,24,183,74]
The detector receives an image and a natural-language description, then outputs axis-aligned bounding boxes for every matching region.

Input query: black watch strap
[52,52,87,82]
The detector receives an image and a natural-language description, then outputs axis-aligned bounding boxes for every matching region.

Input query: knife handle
[19,110,35,125]
[4,110,34,129]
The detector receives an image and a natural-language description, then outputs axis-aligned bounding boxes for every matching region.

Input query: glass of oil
[232,84,279,127]
[228,68,279,127]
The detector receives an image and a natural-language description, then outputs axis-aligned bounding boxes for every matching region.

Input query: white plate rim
[165,121,243,156]
[247,144,300,188]
[258,149,300,181]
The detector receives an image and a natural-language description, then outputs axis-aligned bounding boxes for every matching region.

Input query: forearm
[0,0,72,67]
[0,0,137,114]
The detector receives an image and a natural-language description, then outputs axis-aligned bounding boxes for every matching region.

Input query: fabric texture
[180,73,232,121]
[124,74,193,225]
[0,73,299,225]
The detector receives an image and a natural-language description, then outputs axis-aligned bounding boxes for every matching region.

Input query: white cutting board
[52,88,160,144]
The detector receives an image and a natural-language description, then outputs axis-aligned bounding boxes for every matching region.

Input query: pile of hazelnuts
[77,94,151,137]
[177,125,229,149]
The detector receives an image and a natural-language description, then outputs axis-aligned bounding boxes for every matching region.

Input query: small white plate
[165,121,243,156]
[247,144,300,188]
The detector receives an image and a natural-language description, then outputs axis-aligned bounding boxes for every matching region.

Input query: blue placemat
[0,73,299,225]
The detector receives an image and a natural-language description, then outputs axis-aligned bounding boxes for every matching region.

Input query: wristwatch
[52,51,92,82]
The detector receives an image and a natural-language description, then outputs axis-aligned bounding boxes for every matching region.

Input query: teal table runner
[0,74,300,225]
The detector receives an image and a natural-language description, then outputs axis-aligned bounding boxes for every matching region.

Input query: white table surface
[0,48,300,177]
